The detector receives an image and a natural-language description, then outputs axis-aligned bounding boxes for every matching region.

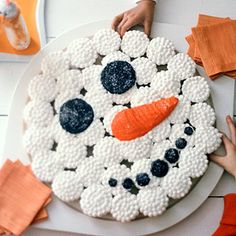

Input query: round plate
[2,20,223,236]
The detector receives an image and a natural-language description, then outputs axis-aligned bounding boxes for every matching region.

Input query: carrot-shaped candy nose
[111,96,179,141]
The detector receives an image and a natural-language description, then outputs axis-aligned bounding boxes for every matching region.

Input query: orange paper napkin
[212,193,236,236]
[0,0,41,55]
[186,14,236,79]
[0,160,52,235]
[193,15,231,62]
[186,15,229,63]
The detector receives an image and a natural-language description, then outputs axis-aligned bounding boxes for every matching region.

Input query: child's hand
[112,0,155,37]
[210,115,236,179]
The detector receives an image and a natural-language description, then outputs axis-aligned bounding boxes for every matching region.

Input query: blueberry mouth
[151,159,169,177]
[164,148,179,164]
[136,173,150,186]
[108,178,118,187]
[184,126,194,136]
[122,177,135,189]
[175,138,187,149]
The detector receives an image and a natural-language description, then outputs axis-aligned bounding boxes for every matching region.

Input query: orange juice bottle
[0,0,30,50]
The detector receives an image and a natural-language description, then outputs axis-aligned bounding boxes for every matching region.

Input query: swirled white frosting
[56,136,87,168]
[111,192,139,222]
[161,168,192,199]
[182,76,210,103]
[147,37,175,65]
[168,95,191,124]
[41,51,70,77]
[189,102,216,127]
[80,185,112,217]
[131,57,157,85]
[151,71,180,97]
[56,70,83,95]
[93,29,121,56]
[76,159,104,187]
[121,30,149,58]
[67,38,98,68]
[194,125,222,154]
[137,187,169,217]
[179,148,208,178]
[31,150,63,182]
[23,126,54,156]
[28,74,57,102]
[24,100,54,128]
[130,86,160,107]
[52,171,83,202]
[101,51,131,65]
[93,137,123,168]
[167,53,196,79]
[119,136,152,162]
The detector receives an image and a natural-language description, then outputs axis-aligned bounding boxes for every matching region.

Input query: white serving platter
[2,20,235,236]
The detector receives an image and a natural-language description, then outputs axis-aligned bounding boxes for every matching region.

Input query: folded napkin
[212,193,236,236]
[193,15,231,62]
[0,160,52,235]
[186,14,236,79]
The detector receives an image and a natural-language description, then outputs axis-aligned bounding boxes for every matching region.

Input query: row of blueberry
[108,125,195,192]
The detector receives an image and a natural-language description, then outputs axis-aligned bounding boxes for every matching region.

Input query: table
[0,0,236,235]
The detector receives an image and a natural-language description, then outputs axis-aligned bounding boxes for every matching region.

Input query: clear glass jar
[1,2,30,50]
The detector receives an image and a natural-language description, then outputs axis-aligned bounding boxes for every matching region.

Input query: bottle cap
[0,0,18,19]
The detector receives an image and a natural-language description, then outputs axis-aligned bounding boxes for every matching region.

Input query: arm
[210,116,236,236]
[111,0,156,37]
[210,115,236,179]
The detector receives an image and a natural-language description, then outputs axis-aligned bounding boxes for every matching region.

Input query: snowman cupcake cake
[23,29,222,222]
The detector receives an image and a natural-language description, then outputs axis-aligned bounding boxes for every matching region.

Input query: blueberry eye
[164,148,179,163]
[108,178,118,187]
[151,160,169,177]
[122,177,134,189]
[184,126,194,136]
[59,98,94,134]
[136,173,150,186]
[175,138,187,149]
[101,61,136,94]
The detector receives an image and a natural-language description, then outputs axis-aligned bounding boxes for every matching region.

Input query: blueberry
[164,148,179,163]
[184,126,194,136]
[59,98,94,134]
[175,138,187,149]
[101,61,136,94]
[108,178,117,187]
[151,160,169,177]
[136,173,150,186]
[122,177,134,189]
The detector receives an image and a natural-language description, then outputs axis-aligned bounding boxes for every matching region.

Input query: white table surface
[0,0,236,235]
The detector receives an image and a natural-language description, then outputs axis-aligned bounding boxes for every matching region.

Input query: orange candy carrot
[111,96,179,141]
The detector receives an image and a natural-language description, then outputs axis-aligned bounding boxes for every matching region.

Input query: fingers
[210,153,225,168]
[226,115,236,145]
[112,14,124,31]
[120,20,136,37]
[221,132,234,152]
[117,17,128,35]
[144,20,152,36]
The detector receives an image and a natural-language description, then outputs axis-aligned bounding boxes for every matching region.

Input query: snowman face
[23,29,221,222]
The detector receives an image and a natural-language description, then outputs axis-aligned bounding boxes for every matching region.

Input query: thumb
[144,20,152,36]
